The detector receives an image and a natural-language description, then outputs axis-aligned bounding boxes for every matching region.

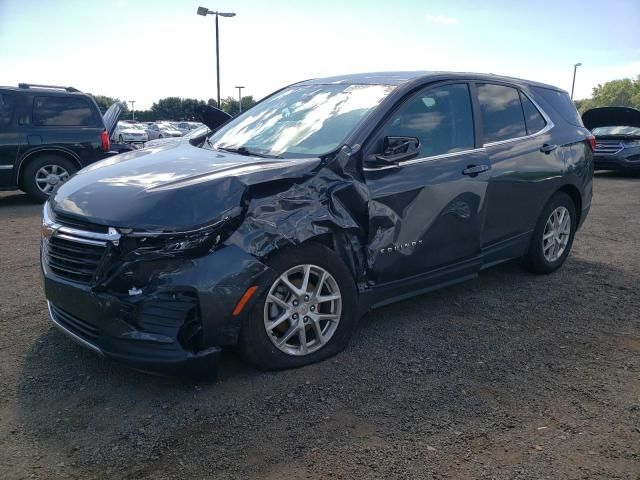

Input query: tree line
[92,94,257,121]
[574,75,640,114]
[92,75,639,122]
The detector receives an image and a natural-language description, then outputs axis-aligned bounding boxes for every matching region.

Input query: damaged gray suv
[41,72,594,378]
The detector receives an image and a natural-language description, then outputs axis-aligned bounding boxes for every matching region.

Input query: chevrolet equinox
[41,72,594,378]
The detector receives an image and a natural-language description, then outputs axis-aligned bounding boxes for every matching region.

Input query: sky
[0,0,638,110]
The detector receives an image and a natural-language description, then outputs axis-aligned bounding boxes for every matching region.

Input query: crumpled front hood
[582,107,640,130]
[50,142,320,231]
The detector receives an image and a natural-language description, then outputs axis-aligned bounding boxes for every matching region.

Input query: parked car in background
[582,107,640,171]
[0,83,122,201]
[112,121,148,145]
[144,124,210,148]
[175,121,203,134]
[41,72,594,378]
[145,122,183,140]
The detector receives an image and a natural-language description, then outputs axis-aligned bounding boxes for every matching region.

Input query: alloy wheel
[264,264,342,356]
[542,206,571,262]
[35,164,70,194]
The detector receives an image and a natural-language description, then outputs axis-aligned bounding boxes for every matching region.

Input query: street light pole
[571,62,582,100]
[235,86,244,113]
[128,100,135,121]
[215,13,220,108]
[197,7,236,109]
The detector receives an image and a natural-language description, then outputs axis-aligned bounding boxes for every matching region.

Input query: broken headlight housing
[121,215,237,256]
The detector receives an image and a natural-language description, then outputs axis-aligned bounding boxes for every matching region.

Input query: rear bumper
[594,152,640,171]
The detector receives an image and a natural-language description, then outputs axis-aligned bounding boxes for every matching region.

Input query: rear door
[475,83,556,260]
[363,82,491,284]
[29,94,104,166]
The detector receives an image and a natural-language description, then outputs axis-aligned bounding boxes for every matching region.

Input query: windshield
[205,83,395,158]
[592,126,640,136]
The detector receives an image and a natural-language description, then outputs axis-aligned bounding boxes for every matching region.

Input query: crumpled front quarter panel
[227,148,370,284]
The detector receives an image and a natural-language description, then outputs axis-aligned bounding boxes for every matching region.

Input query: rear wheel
[523,192,576,274]
[240,243,358,370]
[22,155,76,202]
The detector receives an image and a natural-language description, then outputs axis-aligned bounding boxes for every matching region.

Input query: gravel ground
[0,172,639,480]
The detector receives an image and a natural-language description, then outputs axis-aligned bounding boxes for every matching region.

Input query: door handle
[462,164,490,176]
[540,144,557,154]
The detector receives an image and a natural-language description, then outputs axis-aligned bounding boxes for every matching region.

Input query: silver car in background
[145,122,183,140]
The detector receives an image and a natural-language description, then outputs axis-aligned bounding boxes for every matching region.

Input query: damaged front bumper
[42,243,270,379]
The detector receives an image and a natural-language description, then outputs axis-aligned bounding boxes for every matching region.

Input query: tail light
[587,134,596,152]
[101,129,110,152]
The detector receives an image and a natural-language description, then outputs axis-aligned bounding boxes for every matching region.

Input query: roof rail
[18,83,80,93]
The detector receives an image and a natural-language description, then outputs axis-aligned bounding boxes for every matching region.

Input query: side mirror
[366,136,421,168]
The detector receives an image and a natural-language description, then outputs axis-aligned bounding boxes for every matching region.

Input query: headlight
[624,140,640,148]
[121,213,240,256]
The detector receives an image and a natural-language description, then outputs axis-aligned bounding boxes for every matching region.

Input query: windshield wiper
[216,145,283,159]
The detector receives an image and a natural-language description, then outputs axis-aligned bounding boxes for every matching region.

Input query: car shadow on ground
[0,191,39,209]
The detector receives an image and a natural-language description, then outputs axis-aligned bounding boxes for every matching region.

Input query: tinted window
[532,87,583,127]
[477,84,526,143]
[0,93,15,126]
[33,96,96,126]
[519,92,546,134]
[382,83,474,157]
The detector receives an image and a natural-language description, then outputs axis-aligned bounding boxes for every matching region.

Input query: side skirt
[358,233,531,314]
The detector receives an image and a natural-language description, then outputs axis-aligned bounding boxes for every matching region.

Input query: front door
[0,92,22,187]
[363,82,491,285]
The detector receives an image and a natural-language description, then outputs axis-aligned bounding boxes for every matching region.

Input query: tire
[240,242,358,370]
[523,191,577,274]
[22,154,77,203]
[118,135,124,143]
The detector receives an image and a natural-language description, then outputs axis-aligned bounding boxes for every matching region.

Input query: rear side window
[382,83,475,157]
[519,92,546,134]
[33,96,96,126]
[0,93,15,126]
[477,84,526,143]
[532,87,583,127]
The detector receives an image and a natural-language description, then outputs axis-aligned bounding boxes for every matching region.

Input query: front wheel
[240,243,358,370]
[523,192,577,274]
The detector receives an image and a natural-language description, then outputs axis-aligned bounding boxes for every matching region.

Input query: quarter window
[382,83,475,157]
[519,92,546,134]
[33,96,96,126]
[477,84,526,143]
[0,93,15,126]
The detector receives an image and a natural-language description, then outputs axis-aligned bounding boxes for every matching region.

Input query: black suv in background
[0,84,122,201]
[42,72,594,378]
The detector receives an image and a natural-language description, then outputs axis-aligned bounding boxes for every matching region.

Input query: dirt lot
[0,173,639,480]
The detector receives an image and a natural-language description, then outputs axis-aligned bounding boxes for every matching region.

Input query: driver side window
[383,83,475,158]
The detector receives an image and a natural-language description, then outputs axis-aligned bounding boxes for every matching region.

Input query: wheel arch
[557,183,583,226]
[15,147,82,187]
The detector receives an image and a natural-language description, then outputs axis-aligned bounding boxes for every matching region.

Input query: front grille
[55,213,109,234]
[43,207,121,285]
[594,140,623,155]
[45,235,107,283]
[50,303,99,342]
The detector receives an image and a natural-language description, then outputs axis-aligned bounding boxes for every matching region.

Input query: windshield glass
[205,83,395,158]
[592,126,640,136]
